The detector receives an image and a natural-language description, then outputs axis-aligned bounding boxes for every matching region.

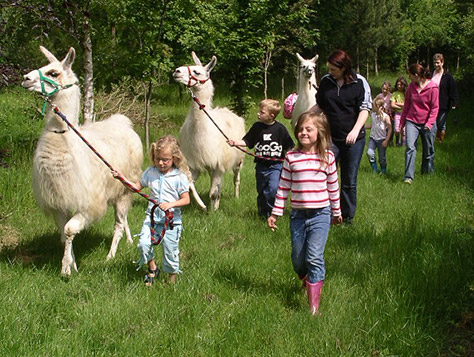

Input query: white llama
[173,52,245,211]
[22,46,143,276]
[291,53,319,128]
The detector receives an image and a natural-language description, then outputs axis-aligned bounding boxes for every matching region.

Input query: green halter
[38,69,73,115]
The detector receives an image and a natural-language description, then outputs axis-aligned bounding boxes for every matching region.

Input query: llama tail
[189,181,207,212]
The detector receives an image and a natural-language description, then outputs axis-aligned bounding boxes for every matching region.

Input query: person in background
[375,81,393,146]
[391,77,408,146]
[431,53,459,143]
[311,49,372,224]
[367,97,392,174]
[400,63,439,184]
[268,112,342,316]
[228,99,294,218]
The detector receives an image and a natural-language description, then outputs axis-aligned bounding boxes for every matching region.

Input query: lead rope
[43,97,172,245]
[189,92,284,163]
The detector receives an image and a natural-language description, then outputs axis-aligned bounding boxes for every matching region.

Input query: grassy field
[0,80,473,356]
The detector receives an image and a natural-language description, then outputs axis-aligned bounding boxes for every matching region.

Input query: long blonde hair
[373,97,386,121]
[150,135,192,181]
[294,112,331,165]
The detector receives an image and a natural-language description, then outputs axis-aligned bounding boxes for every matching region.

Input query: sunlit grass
[0,83,473,356]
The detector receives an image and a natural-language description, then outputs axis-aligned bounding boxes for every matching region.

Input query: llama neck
[298,74,317,96]
[189,82,214,120]
[44,85,81,132]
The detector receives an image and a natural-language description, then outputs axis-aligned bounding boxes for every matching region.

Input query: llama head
[173,51,217,89]
[296,53,319,79]
[22,46,78,95]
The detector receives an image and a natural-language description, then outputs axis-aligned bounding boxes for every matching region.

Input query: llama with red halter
[173,52,245,211]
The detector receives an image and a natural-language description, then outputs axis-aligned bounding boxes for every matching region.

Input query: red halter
[187,66,209,88]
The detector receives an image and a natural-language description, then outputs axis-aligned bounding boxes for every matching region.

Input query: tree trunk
[82,15,94,123]
[456,51,460,73]
[145,79,153,151]
[374,47,379,76]
[263,49,272,99]
[281,77,284,102]
[366,53,369,80]
[356,45,360,73]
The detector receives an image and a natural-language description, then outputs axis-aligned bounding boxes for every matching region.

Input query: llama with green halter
[22,46,143,276]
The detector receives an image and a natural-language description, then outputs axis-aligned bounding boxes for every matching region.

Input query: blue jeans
[289,207,331,284]
[255,162,282,217]
[136,218,183,274]
[404,120,437,180]
[331,138,365,222]
[367,137,387,168]
[436,110,448,132]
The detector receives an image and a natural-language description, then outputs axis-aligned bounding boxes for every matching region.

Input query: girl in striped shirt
[268,112,342,315]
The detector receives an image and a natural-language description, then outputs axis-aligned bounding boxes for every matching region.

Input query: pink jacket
[400,80,439,130]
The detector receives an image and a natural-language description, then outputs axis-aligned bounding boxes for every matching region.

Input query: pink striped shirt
[272,150,341,216]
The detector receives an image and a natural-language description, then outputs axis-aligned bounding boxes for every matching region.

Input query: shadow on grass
[0,228,109,275]
[330,216,474,354]
[215,265,303,311]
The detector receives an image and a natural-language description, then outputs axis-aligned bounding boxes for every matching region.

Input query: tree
[1,0,95,123]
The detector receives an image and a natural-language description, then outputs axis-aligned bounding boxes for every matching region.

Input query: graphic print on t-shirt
[254,133,283,158]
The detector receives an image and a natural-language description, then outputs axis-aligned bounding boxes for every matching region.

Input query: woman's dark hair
[408,63,431,79]
[433,53,444,63]
[394,76,408,92]
[327,49,354,83]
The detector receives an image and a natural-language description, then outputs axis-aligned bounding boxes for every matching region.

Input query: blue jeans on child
[136,217,182,274]
[404,120,437,180]
[289,207,331,284]
[331,138,365,222]
[255,162,282,217]
[367,137,387,168]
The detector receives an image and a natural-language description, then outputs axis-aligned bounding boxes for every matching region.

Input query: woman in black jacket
[431,53,459,143]
[312,49,372,224]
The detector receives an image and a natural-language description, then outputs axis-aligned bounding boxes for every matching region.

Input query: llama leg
[209,169,223,211]
[61,213,88,276]
[107,194,133,260]
[233,160,243,199]
[53,212,76,276]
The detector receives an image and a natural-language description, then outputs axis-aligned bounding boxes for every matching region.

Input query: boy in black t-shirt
[228,99,294,217]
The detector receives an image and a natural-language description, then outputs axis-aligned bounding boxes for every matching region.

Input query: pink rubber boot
[307,281,324,315]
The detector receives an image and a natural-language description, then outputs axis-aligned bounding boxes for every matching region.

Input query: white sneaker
[403,178,412,184]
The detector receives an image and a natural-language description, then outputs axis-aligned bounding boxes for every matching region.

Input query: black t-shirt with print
[243,121,294,165]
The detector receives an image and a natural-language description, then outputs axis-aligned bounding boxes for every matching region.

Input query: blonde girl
[391,77,407,146]
[268,112,342,315]
[114,135,190,285]
[367,97,393,174]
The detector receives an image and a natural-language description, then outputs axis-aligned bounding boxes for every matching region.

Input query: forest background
[1,1,474,355]
[2,0,474,124]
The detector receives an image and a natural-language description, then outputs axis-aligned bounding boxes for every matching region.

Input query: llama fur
[22,46,143,276]
[291,53,319,128]
[173,52,245,211]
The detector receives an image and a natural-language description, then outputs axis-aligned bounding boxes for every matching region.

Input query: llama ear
[311,54,319,63]
[191,51,202,66]
[205,56,217,73]
[296,53,304,63]
[62,47,76,69]
[40,46,59,63]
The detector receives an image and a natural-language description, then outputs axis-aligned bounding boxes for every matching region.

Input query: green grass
[0,82,473,356]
